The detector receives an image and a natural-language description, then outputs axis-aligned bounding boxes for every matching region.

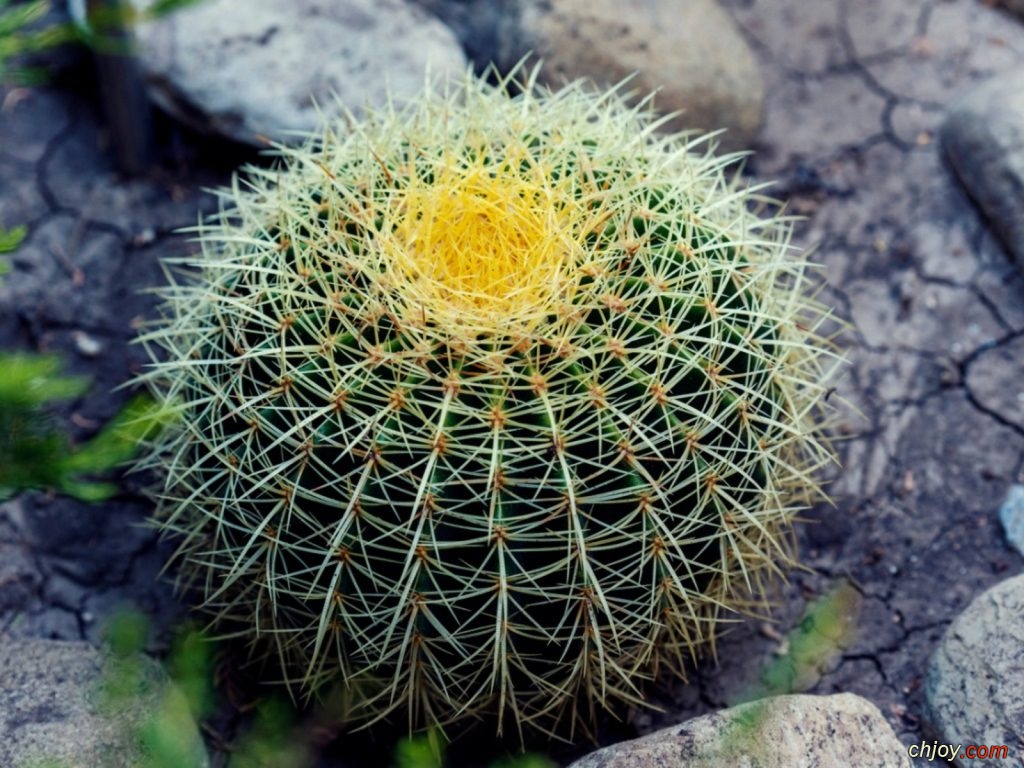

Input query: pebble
[72,330,103,357]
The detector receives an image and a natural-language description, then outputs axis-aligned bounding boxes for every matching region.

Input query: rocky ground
[3,0,1024,766]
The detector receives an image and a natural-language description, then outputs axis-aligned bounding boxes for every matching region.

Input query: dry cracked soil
[3,0,1024,766]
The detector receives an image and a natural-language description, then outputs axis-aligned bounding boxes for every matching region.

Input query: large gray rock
[496,0,764,152]
[942,69,1024,274]
[132,0,468,146]
[568,693,910,767]
[925,574,1024,768]
[0,638,208,768]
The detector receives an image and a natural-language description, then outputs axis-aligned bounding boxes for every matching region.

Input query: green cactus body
[136,69,837,737]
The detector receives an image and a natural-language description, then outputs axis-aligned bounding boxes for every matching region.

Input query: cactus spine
[135,68,838,737]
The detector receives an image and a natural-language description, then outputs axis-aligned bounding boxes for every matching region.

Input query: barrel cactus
[135,68,838,737]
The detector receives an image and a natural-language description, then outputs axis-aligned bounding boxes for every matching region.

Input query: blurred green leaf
[0,0,75,85]
[393,733,554,768]
[395,731,445,768]
[489,757,558,768]
[0,354,169,501]
[0,353,89,499]
[139,684,209,768]
[104,610,150,658]
[0,224,27,253]
[87,611,561,768]
[0,0,49,38]
[54,477,119,501]
[230,696,311,768]
[61,393,171,474]
[0,352,89,403]
[719,582,862,755]
[73,0,203,56]
[93,611,210,768]
[145,0,205,18]
[166,624,215,720]
[755,582,860,699]
[0,0,201,84]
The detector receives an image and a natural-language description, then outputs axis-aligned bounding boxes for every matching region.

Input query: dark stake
[87,0,152,175]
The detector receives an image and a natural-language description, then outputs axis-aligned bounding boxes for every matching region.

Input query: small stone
[496,0,764,152]
[73,330,103,357]
[567,693,910,767]
[132,227,156,247]
[999,484,1024,554]
[925,574,1024,768]
[0,638,209,768]
[941,69,1024,274]
[132,0,468,146]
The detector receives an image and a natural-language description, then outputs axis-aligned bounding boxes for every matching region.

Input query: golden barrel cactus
[136,68,838,738]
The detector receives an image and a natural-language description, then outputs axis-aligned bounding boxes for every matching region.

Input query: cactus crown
[135,67,839,740]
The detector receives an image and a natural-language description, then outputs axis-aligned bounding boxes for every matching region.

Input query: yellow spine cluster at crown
[382,140,581,335]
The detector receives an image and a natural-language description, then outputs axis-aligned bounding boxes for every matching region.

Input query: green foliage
[136,67,839,737]
[0,352,89,499]
[144,0,206,18]
[0,226,168,502]
[165,623,216,721]
[229,697,311,768]
[395,731,556,768]
[88,610,556,768]
[754,582,860,699]
[0,222,25,280]
[0,222,26,254]
[24,587,857,768]
[72,0,208,56]
[394,730,445,768]
[0,0,205,84]
[717,582,861,756]
[0,353,168,501]
[488,756,558,768]
[97,612,211,768]
[0,0,75,86]
[99,611,310,767]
